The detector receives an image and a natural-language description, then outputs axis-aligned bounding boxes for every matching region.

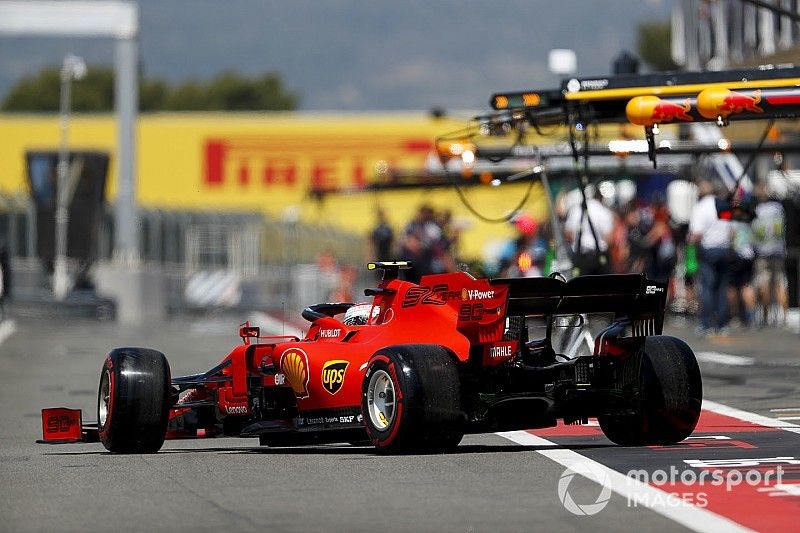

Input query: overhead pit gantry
[482,64,800,167]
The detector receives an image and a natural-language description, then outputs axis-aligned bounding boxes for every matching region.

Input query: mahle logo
[321,360,349,395]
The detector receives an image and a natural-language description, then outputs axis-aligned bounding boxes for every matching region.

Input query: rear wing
[491,273,667,335]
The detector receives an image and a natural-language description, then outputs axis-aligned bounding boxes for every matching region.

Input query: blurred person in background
[752,182,788,325]
[622,193,676,282]
[624,203,651,274]
[644,192,677,283]
[330,265,356,303]
[316,249,342,302]
[0,235,9,305]
[433,208,459,274]
[689,179,734,336]
[564,186,614,275]
[667,180,700,315]
[498,213,548,278]
[730,218,757,328]
[371,207,394,261]
[400,204,452,283]
[609,202,634,274]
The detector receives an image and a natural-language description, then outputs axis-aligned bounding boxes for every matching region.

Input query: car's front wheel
[98,347,172,453]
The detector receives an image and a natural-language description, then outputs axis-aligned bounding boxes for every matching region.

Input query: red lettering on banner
[205,140,226,185]
[263,160,297,186]
[238,160,249,186]
[202,137,433,190]
[311,159,336,190]
[404,139,433,152]
[352,160,366,188]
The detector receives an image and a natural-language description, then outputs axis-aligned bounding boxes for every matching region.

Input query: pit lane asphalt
[0,314,797,533]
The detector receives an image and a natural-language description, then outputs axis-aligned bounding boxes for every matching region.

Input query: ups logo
[321,360,349,395]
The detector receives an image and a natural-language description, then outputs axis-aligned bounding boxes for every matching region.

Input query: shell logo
[279,349,310,398]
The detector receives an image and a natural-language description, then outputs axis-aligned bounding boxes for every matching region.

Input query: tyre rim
[98,369,110,427]
[367,369,395,430]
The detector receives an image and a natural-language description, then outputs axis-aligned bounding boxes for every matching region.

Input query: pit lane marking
[497,400,800,531]
[695,352,755,367]
[495,430,752,533]
[703,400,800,436]
[0,319,16,348]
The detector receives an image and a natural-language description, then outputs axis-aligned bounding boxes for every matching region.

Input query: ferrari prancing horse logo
[321,360,349,395]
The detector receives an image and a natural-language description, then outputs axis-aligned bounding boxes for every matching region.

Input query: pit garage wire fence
[0,194,367,312]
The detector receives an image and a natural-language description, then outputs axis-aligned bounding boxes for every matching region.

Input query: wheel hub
[367,369,395,430]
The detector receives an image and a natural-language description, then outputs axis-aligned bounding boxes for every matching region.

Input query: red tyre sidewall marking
[99,357,115,440]
[365,354,404,447]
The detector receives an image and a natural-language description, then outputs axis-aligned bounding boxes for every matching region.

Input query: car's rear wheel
[599,335,702,446]
[361,344,464,453]
[98,347,172,453]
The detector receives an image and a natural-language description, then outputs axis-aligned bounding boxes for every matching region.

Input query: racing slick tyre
[598,335,702,446]
[361,344,465,454]
[97,348,172,453]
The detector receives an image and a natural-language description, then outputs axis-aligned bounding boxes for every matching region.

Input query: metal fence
[0,193,368,313]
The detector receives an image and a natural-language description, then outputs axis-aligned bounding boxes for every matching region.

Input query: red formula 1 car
[40,262,702,453]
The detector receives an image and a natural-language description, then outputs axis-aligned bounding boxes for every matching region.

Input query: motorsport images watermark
[558,460,786,516]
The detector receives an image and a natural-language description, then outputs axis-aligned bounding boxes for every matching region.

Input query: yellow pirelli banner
[0,112,548,258]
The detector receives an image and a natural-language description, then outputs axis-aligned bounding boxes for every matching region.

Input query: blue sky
[0,0,671,110]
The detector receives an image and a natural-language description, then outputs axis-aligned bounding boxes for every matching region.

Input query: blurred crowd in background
[355,178,791,334]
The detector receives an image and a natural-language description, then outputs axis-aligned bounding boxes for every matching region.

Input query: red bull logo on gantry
[651,99,693,123]
[697,88,763,120]
[625,95,694,127]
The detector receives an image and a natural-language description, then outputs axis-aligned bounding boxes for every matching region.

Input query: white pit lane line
[494,397,800,533]
[703,399,800,435]
[496,430,752,533]
[695,352,755,366]
[0,319,16,347]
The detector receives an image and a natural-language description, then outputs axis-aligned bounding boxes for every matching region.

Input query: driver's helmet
[343,302,375,326]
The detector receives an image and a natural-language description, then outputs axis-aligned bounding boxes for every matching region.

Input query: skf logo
[463,289,495,300]
[321,360,349,395]
[280,349,310,399]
